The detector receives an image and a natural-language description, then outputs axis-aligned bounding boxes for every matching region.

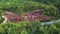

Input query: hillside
[0,0,60,34]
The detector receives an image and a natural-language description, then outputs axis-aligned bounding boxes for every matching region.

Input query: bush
[0,21,60,34]
[0,10,5,23]
[0,1,58,16]
[0,21,41,34]
[29,0,60,14]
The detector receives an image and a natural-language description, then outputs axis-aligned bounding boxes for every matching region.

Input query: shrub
[0,21,41,34]
[0,21,60,34]
[0,1,58,16]
[29,0,60,14]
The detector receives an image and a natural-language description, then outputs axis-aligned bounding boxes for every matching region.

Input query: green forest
[0,0,60,34]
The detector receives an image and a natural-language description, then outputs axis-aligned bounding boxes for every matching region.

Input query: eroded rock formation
[2,10,54,23]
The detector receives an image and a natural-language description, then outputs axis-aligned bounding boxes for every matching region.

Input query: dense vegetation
[0,0,60,34]
[0,21,60,34]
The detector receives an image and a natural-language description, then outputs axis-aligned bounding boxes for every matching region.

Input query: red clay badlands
[2,10,54,23]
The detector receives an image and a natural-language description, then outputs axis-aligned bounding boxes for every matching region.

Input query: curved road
[41,19,60,25]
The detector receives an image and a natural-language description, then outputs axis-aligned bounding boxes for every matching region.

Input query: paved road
[41,19,60,25]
